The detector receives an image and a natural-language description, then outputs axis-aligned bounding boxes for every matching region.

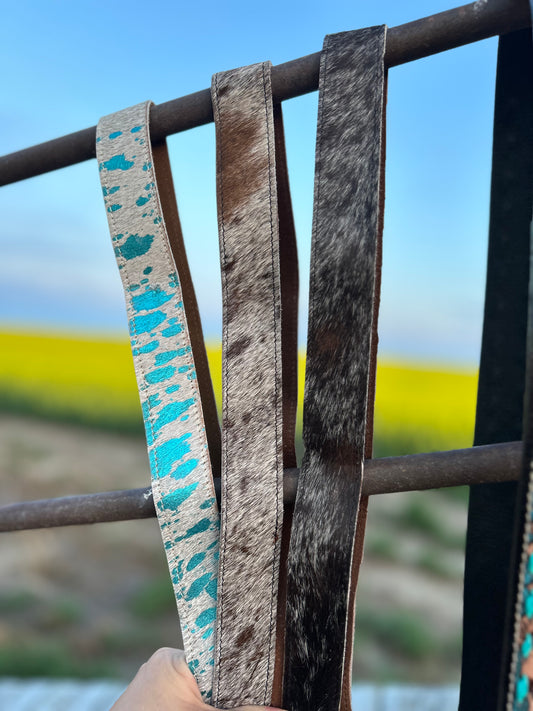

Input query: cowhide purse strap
[96,102,221,702]
[458,22,533,711]
[501,15,533,711]
[283,26,387,711]
[210,62,298,709]
[506,283,533,709]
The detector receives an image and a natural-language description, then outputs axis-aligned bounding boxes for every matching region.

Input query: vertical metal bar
[459,27,533,711]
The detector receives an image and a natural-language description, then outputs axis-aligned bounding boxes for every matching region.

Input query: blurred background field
[0,329,474,685]
[0,330,477,458]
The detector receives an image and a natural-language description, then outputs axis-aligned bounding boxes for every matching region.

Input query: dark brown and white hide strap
[283,26,387,711]
[211,62,298,709]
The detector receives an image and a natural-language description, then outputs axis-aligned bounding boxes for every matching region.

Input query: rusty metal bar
[0,0,529,187]
[0,441,521,532]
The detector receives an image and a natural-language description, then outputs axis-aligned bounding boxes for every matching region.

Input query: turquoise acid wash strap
[96,102,220,702]
[211,62,298,709]
[283,27,387,711]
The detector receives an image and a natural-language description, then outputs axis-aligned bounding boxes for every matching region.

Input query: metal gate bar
[0,441,520,532]
[0,0,529,187]
[0,0,528,532]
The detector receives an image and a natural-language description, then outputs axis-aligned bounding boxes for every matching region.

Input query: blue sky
[0,1,497,366]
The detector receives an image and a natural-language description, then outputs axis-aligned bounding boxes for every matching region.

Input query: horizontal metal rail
[0,441,520,532]
[0,0,529,187]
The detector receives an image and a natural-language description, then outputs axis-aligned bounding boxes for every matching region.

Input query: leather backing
[340,72,387,711]
[96,102,220,701]
[283,27,387,711]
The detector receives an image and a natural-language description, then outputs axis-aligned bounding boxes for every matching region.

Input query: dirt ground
[0,415,466,684]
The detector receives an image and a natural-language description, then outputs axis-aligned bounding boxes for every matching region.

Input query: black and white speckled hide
[211,62,294,709]
[283,27,387,711]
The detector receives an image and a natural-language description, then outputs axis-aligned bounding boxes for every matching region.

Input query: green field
[0,330,478,457]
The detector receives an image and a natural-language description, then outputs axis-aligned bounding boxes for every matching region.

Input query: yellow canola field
[0,331,477,454]
[0,331,141,434]
[373,360,477,455]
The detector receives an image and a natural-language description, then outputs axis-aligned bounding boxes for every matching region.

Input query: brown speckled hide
[211,62,297,709]
[283,27,387,711]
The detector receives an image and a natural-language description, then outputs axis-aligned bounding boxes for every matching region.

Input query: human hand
[110,647,286,711]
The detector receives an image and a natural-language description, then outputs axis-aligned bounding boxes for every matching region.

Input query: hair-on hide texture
[282,26,387,711]
[211,62,298,709]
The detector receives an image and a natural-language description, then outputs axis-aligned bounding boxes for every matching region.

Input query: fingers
[158,647,189,676]
[144,649,288,711]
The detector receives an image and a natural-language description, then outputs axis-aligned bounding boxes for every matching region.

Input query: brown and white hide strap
[283,27,387,711]
[211,62,298,708]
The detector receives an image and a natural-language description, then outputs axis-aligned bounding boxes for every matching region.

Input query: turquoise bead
[522,634,532,659]
[517,674,529,703]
